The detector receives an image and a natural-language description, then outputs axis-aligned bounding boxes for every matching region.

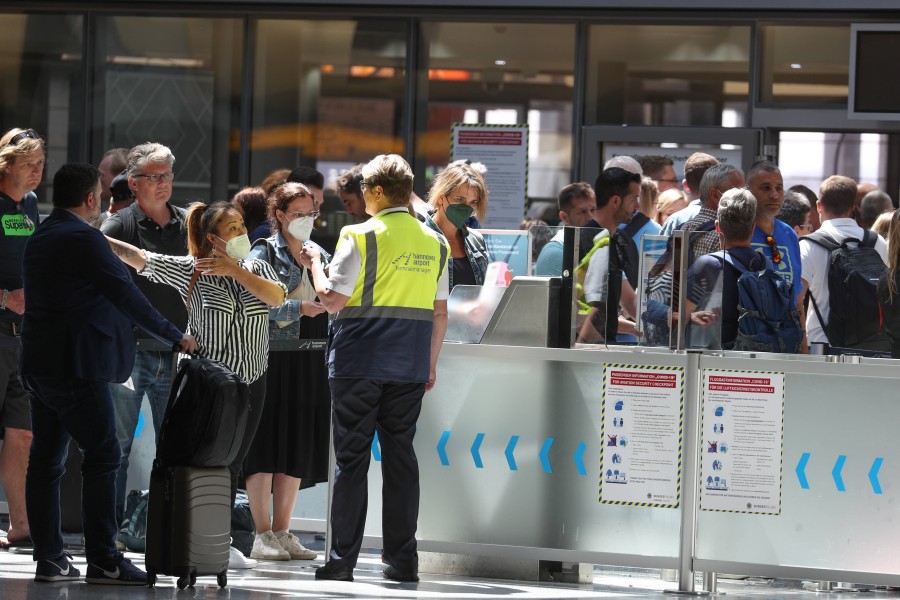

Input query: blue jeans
[110,350,174,526]
[23,376,120,563]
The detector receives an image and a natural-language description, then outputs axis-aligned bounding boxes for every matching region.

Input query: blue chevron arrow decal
[471,433,485,469]
[832,455,847,492]
[540,437,554,473]
[796,452,810,489]
[505,436,519,471]
[869,457,884,495]
[371,431,381,461]
[134,412,145,439]
[437,430,451,466]
[574,440,587,476]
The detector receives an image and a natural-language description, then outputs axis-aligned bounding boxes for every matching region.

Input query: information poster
[700,370,785,515]
[451,124,528,229]
[599,365,683,508]
[480,229,530,278]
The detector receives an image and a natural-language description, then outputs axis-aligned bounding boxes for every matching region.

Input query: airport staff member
[299,154,448,584]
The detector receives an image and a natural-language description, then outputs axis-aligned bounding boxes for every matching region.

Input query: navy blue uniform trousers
[327,377,424,573]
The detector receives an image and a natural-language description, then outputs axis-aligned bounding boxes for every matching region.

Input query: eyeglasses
[654,178,680,184]
[765,235,782,264]
[359,180,376,192]
[133,172,174,184]
[284,209,319,220]
[7,129,39,147]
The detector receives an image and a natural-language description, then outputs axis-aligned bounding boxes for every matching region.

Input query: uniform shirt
[140,252,287,383]
[326,208,450,301]
[0,191,39,329]
[800,218,888,344]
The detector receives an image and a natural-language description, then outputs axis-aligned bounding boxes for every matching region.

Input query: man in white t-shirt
[798,175,887,352]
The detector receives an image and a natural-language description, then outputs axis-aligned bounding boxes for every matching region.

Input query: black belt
[0,322,20,336]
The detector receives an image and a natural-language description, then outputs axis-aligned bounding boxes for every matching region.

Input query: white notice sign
[451,124,528,229]
[700,370,785,515]
[599,365,683,508]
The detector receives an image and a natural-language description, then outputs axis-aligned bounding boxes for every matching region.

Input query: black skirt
[242,313,331,484]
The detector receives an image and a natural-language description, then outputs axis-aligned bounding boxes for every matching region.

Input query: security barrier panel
[694,353,900,586]
[362,344,688,569]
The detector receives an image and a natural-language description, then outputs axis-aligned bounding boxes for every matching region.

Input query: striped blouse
[140,252,287,383]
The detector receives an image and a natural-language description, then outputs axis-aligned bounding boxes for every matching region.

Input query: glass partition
[91,15,243,206]
[586,24,751,127]
[0,13,84,211]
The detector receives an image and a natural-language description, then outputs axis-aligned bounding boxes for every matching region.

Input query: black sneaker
[315,560,354,582]
[34,553,80,582]
[383,565,419,583]
[85,554,148,586]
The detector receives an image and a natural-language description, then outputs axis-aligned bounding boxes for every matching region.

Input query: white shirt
[800,218,887,344]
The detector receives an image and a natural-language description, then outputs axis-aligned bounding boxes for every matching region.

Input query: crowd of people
[535,152,900,357]
[0,128,463,585]
[1,125,899,586]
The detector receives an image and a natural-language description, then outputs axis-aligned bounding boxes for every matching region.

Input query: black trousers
[328,377,425,572]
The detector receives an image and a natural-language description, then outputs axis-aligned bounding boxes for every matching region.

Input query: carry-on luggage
[145,463,231,589]
[155,356,250,468]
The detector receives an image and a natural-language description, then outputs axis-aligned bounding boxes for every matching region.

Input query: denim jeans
[23,376,120,563]
[109,350,174,526]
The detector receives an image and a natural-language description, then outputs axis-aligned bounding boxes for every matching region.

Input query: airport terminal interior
[4,1,900,598]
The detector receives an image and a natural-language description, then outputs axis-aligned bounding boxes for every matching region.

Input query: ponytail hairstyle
[886,209,900,302]
[186,201,243,258]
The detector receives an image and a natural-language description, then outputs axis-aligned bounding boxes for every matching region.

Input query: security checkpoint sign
[451,123,528,229]
[599,364,683,508]
[700,369,785,515]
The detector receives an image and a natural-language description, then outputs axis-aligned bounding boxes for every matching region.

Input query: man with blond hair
[0,127,44,548]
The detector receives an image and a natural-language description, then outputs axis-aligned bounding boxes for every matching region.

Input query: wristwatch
[0,289,8,311]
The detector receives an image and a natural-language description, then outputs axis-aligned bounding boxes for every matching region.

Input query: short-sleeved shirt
[0,191,39,331]
[660,199,702,235]
[102,202,189,331]
[751,219,801,305]
[800,218,888,344]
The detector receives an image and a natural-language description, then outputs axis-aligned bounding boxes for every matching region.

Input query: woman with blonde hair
[655,188,689,226]
[421,161,491,290]
[877,209,900,358]
[106,200,287,569]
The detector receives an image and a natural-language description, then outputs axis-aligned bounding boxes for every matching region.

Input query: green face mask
[445,203,474,230]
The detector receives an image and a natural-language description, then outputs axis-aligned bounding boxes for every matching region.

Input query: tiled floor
[3,536,900,600]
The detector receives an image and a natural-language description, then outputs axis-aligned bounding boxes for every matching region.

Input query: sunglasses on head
[7,129,39,147]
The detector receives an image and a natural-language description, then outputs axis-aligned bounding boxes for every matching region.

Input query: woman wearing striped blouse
[106,201,286,570]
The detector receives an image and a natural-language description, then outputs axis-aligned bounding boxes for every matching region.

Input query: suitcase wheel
[177,576,189,590]
[147,572,157,587]
[217,571,227,588]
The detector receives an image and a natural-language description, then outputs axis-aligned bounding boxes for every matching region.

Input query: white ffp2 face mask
[218,234,251,260]
[287,216,315,241]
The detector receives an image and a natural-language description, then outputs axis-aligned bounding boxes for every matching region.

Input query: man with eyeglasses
[638,155,680,193]
[0,127,44,549]
[100,142,190,539]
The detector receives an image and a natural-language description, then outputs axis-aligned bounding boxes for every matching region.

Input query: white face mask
[218,234,251,260]
[287,216,315,241]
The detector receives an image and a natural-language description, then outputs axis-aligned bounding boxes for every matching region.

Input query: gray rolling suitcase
[144,463,231,589]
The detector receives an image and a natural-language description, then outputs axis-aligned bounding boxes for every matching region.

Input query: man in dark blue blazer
[20,163,196,585]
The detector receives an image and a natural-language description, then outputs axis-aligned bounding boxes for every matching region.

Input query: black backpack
[804,229,890,351]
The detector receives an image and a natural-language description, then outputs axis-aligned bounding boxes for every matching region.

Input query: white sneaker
[250,530,291,561]
[275,530,317,560]
[228,546,257,569]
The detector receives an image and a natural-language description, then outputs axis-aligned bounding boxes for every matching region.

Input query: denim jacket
[248,232,331,340]
[420,210,490,290]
